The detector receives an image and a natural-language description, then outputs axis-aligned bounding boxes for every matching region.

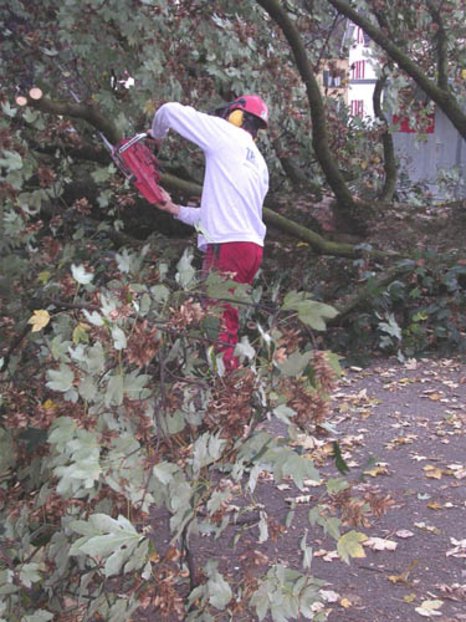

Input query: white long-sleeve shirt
[151,102,269,251]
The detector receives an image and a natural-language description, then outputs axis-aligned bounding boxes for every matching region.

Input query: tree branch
[255,0,367,232]
[160,173,380,257]
[426,0,449,91]
[373,74,397,202]
[17,90,121,145]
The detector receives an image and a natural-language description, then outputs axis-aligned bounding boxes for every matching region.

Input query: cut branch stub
[15,95,28,107]
[29,87,43,101]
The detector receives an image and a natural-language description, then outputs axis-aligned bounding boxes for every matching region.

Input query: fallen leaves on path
[446,538,466,558]
[415,598,444,617]
[293,357,465,622]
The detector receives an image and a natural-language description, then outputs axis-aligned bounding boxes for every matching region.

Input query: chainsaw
[110,133,165,205]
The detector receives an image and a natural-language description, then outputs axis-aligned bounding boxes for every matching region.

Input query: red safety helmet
[217,95,269,128]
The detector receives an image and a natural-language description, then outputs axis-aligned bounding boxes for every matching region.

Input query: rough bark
[373,75,397,203]
[255,0,369,233]
[327,0,466,140]
[426,1,449,91]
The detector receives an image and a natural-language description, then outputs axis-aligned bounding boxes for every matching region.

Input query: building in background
[318,20,466,199]
[347,23,378,120]
[317,58,349,104]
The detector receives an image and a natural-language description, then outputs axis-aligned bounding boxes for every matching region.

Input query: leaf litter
[289,357,466,621]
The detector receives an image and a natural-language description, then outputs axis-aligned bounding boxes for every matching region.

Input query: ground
[180,357,465,622]
[144,202,465,621]
[254,356,466,622]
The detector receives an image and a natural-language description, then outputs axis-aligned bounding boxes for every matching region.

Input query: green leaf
[272,404,296,424]
[105,373,124,406]
[70,514,147,577]
[205,271,251,303]
[150,283,170,304]
[19,562,42,588]
[53,431,101,496]
[153,462,180,485]
[48,417,77,451]
[295,300,338,330]
[91,164,115,183]
[278,350,313,377]
[115,249,132,273]
[123,371,151,400]
[46,365,74,392]
[192,432,227,475]
[337,530,367,564]
[111,326,127,350]
[82,309,105,326]
[1,101,17,118]
[281,452,320,490]
[282,291,338,330]
[205,561,232,610]
[378,312,402,340]
[0,150,22,171]
[71,263,94,285]
[175,248,196,289]
[258,511,269,543]
[308,507,341,540]
[300,529,313,570]
[0,429,15,473]
[326,478,350,494]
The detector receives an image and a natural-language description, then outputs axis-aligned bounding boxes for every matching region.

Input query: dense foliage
[1,1,465,620]
[1,200,352,620]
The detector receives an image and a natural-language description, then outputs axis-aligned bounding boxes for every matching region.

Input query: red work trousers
[202,241,263,371]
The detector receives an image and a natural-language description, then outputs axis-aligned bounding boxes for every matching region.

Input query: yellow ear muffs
[228,109,244,127]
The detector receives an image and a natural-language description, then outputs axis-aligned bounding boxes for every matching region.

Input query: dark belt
[211,243,221,258]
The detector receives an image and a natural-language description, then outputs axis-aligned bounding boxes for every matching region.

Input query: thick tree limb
[162,173,390,259]
[426,1,449,91]
[327,0,466,139]
[255,0,368,232]
[31,141,110,165]
[17,90,120,145]
[373,75,397,203]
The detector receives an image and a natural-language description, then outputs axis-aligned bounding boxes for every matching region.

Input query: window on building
[351,61,366,80]
[350,100,364,117]
[323,69,343,88]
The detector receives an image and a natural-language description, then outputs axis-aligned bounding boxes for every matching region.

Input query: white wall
[347,25,378,120]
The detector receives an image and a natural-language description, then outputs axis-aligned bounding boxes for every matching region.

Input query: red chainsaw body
[112,136,164,205]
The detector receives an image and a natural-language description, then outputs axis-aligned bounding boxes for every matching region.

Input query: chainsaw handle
[116,132,149,154]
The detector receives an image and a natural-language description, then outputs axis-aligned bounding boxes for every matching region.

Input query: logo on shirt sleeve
[245,148,258,166]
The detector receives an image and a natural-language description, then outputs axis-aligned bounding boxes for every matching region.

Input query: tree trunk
[155,175,392,259]
[373,76,397,203]
[255,0,369,233]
